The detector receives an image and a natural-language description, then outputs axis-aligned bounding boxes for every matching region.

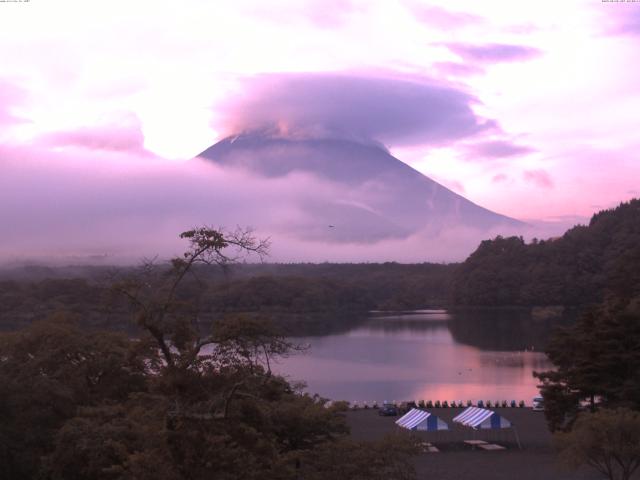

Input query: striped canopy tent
[453,407,512,430]
[395,408,449,431]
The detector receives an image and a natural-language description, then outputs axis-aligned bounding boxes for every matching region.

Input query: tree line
[451,199,640,306]
[0,262,455,335]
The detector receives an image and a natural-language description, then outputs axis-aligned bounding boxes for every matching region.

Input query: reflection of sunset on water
[275,309,556,403]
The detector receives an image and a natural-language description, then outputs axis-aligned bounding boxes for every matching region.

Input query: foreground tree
[112,226,271,372]
[106,227,350,477]
[535,299,640,431]
[555,408,640,480]
[297,433,419,480]
[0,226,420,479]
[0,315,152,480]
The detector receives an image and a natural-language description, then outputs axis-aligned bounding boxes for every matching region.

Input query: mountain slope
[198,133,523,243]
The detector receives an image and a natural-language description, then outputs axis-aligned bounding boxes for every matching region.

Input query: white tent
[453,407,521,449]
[453,407,512,430]
[395,408,449,431]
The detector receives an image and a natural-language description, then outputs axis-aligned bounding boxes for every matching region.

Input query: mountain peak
[197,132,523,246]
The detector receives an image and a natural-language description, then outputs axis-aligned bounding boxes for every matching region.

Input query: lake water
[274,309,560,405]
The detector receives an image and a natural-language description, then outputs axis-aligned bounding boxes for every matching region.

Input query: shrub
[555,408,640,480]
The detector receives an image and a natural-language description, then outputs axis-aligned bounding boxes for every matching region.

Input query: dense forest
[0,263,455,335]
[452,199,640,306]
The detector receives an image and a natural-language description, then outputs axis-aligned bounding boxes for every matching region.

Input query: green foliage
[44,396,178,480]
[555,408,640,480]
[0,316,152,480]
[453,199,640,306]
[0,227,419,479]
[535,301,640,431]
[0,262,455,335]
[0,316,417,480]
[297,432,419,480]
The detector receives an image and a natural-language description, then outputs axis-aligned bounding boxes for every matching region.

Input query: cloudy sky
[0,0,639,261]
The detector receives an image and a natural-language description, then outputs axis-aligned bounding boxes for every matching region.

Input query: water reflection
[275,309,564,403]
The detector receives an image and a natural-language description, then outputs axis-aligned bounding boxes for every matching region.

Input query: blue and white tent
[452,407,512,430]
[395,408,449,431]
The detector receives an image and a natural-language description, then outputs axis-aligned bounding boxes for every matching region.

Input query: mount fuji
[198,132,523,245]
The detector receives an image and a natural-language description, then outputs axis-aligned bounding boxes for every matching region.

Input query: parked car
[532,396,545,411]
[379,404,399,416]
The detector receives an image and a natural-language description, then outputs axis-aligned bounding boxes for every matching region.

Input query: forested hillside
[452,199,640,306]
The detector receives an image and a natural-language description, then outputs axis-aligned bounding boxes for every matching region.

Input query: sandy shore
[346,408,604,479]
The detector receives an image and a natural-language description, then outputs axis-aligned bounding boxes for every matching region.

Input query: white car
[532,396,544,411]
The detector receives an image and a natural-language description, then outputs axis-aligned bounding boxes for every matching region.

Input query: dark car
[379,404,398,416]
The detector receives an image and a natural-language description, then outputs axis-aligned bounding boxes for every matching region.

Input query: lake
[274,309,563,406]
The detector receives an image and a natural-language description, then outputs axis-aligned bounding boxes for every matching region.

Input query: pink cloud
[304,0,358,28]
[492,173,508,183]
[464,140,536,160]
[599,3,640,36]
[523,169,553,189]
[238,0,359,29]
[447,179,466,193]
[37,113,148,154]
[215,73,499,147]
[411,5,484,29]
[0,80,26,127]
[445,42,541,63]
[433,62,485,78]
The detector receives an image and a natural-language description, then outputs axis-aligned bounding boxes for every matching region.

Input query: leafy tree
[0,314,152,480]
[112,226,270,372]
[0,226,420,480]
[43,396,179,480]
[555,408,640,480]
[297,432,419,480]
[535,300,640,431]
[452,198,640,306]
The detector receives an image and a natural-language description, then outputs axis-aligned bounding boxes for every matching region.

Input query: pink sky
[0,0,639,261]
